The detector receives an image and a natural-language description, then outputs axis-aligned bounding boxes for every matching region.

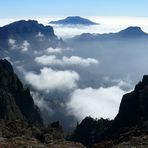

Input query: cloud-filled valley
[1,16,148,130]
[67,86,127,121]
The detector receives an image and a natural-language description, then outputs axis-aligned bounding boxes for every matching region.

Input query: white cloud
[8,39,30,52]
[31,91,53,113]
[21,40,30,52]
[46,47,71,54]
[46,47,64,54]
[62,56,99,66]
[8,38,17,49]
[66,86,127,121]
[35,55,99,67]
[8,38,16,45]
[25,67,80,92]
[36,32,44,38]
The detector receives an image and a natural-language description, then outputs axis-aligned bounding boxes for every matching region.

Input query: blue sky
[0,0,148,18]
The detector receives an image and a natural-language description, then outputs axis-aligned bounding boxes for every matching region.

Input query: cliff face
[114,75,148,128]
[69,117,112,147]
[0,59,43,125]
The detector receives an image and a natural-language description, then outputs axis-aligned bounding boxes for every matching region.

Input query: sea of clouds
[1,16,147,129]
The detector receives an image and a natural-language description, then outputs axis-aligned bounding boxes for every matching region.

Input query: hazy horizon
[1,16,148,39]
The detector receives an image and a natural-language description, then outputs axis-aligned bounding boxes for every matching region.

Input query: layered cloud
[35,55,99,67]
[24,67,80,92]
[66,86,127,121]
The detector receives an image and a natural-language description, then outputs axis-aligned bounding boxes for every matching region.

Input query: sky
[0,0,148,18]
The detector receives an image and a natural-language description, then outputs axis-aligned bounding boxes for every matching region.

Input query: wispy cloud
[24,67,80,92]
[35,55,99,67]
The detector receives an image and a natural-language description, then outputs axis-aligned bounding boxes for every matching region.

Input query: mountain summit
[0,20,56,40]
[118,26,147,37]
[49,16,98,25]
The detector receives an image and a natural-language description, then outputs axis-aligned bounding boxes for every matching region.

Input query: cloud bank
[25,67,80,92]
[46,47,69,54]
[67,86,127,121]
[35,55,99,67]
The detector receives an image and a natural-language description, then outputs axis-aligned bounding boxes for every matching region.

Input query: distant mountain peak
[49,16,99,25]
[119,26,147,37]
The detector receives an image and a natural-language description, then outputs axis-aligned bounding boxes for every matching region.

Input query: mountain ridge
[0,20,56,40]
[71,26,148,41]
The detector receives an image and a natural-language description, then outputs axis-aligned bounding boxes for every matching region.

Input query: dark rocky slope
[70,75,148,148]
[69,117,112,147]
[114,75,148,128]
[0,59,42,125]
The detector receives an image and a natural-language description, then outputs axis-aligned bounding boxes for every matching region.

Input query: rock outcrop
[69,117,112,147]
[114,75,148,129]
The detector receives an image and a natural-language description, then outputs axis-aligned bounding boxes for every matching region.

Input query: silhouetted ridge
[0,59,43,125]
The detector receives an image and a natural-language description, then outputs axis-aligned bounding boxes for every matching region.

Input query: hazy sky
[1,0,148,18]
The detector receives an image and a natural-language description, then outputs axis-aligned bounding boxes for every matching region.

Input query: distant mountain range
[0,20,55,40]
[49,16,99,25]
[71,26,148,41]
